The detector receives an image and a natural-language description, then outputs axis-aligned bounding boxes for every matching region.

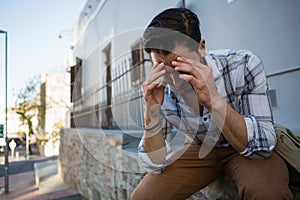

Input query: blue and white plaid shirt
[139,49,276,174]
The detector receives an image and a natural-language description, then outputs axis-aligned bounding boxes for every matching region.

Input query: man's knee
[130,188,141,200]
[240,181,293,200]
[228,152,293,199]
[130,186,153,200]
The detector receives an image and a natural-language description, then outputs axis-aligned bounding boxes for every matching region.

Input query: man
[131,8,292,200]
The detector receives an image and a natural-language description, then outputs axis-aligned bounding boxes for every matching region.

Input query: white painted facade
[41,73,70,134]
[69,0,300,134]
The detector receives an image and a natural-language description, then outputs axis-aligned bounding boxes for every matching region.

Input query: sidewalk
[0,170,81,200]
[0,145,84,200]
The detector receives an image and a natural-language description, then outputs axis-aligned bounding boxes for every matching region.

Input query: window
[267,89,278,108]
[131,38,145,86]
[70,57,82,102]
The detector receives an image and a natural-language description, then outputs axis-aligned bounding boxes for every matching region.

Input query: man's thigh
[131,146,222,200]
[223,151,293,200]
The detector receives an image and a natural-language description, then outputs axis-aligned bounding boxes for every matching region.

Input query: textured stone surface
[59,128,238,200]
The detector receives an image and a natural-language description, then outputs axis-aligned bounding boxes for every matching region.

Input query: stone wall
[59,128,238,200]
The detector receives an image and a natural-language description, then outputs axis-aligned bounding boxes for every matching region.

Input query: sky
[0,0,87,108]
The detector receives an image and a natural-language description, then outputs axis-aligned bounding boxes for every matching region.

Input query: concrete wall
[190,0,300,73]
[59,128,145,199]
[267,70,300,134]
[59,128,238,200]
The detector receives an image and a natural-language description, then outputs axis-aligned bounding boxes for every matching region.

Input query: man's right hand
[142,62,166,125]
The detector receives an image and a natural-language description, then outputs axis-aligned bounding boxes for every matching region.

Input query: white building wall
[71,0,178,129]
[267,71,300,134]
[73,0,177,100]
[187,0,300,134]
[42,73,70,133]
[72,0,300,133]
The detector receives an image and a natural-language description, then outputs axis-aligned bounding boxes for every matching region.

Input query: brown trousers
[131,144,293,200]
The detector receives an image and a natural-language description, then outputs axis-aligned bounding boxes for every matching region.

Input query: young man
[131,8,292,200]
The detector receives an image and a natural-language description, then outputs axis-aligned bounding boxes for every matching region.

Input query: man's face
[150,44,202,88]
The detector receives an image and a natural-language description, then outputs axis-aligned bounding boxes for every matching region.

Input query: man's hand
[172,56,222,111]
[141,62,167,163]
[142,62,166,125]
[172,56,248,152]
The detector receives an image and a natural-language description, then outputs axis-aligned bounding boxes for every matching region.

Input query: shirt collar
[205,53,221,80]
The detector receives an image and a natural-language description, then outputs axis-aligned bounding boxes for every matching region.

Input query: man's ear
[198,39,206,57]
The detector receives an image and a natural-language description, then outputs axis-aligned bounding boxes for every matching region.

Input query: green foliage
[13,76,40,136]
[51,120,63,142]
[15,76,40,105]
[35,130,48,146]
[36,120,63,146]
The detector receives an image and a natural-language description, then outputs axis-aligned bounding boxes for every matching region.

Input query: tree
[13,74,70,156]
[13,76,40,154]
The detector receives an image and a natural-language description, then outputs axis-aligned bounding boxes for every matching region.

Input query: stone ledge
[34,159,58,187]
[187,175,237,200]
[59,128,238,200]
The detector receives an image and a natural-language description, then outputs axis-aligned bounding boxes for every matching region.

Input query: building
[66,0,300,134]
[0,105,28,140]
[38,73,70,156]
[0,73,70,156]
[0,106,28,152]
[39,73,70,134]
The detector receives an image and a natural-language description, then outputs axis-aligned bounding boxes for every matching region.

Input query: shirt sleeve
[137,137,173,174]
[239,53,276,159]
[241,115,276,158]
[137,114,174,174]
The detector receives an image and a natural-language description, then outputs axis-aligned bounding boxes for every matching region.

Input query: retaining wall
[59,128,237,200]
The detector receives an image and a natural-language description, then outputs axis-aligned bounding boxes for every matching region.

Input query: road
[0,156,57,177]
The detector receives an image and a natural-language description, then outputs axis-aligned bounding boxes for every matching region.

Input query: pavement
[0,144,85,200]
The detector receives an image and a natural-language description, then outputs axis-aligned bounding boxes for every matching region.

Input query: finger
[175,56,190,64]
[172,60,197,76]
[152,62,165,74]
[147,62,166,84]
[180,71,212,92]
[178,74,201,89]
[148,69,166,85]
[177,56,207,70]
[142,77,163,95]
[178,73,195,83]
[147,78,163,91]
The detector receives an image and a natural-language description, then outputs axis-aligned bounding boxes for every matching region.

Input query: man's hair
[143,8,201,55]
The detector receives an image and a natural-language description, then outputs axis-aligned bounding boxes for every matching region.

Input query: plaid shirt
[139,49,276,174]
